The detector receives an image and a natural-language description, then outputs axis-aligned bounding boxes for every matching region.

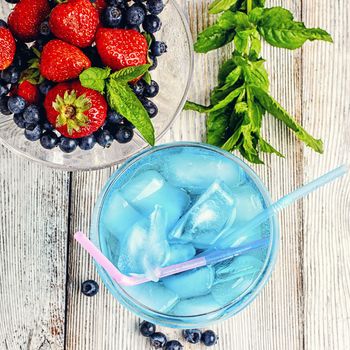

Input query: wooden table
[1,1,349,349]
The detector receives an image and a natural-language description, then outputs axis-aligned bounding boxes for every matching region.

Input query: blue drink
[91,143,279,328]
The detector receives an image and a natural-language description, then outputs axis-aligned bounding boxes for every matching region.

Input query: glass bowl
[91,142,280,328]
[0,0,194,171]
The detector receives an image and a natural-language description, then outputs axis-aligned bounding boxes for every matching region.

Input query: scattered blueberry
[33,38,46,52]
[126,4,146,26]
[81,280,99,297]
[143,15,162,33]
[150,332,167,349]
[139,321,156,337]
[107,110,124,125]
[164,340,183,350]
[146,0,164,15]
[24,124,42,141]
[104,6,123,28]
[141,98,158,118]
[23,105,40,124]
[13,113,27,128]
[39,80,54,95]
[0,96,11,115]
[107,0,127,8]
[201,330,218,347]
[5,0,20,4]
[0,84,9,97]
[148,55,158,71]
[115,126,133,143]
[132,80,145,96]
[59,137,78,153]
[150,40,167,56]
[144,80,159,98]
[40,21,51,37]
[7,96,26,114]
[182,329,202,344]
[41,120,54,131]
[0,19,8,28]
[1,66,20,84]
[16,42,34,63]
[40,131,59,149]
[96,129,113,148]
[79,134,97,150]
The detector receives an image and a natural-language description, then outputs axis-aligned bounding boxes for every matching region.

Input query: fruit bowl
[0,0,193,171]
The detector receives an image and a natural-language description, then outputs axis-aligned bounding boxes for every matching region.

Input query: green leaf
[184,101,212,113]
[259,138,284,157]
[143,32,153,47]
[218,59,237,85]
[110,64,150,83]
[79,67,111,93]
[218,11,251,30]
[221,126,242,151]
[251,85,324,153]
[234,31,250,53]
[209,0,239,14]
[194,25,235,53]
[206,110,230,147]
[234,0,265,12]
[143,71,152,85]
[218,66,242,91]
[107,80,155,145]
[210,86,244,112]
[256,7,333,49]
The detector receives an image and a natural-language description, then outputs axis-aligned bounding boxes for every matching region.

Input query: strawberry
[8,0,50,42]
[0,27,16,71]
[94,0,108,14]
[17,81,40,104]
[44,80,107,138]
[95,28,148,71]
[40,40,91,82]
[49,0,100,48]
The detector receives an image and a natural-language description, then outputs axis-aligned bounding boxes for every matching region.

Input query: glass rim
[91,142,280,327]
[0,0,194,172]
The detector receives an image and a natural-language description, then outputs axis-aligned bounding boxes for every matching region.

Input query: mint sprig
[186,0,332,163]
[79,64,155,145]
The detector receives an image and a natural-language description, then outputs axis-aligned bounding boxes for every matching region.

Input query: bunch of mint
[185,0,332,163]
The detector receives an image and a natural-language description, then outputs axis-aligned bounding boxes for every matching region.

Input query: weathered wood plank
[302,1,350,349]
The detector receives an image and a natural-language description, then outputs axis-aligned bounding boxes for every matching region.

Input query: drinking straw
[75,165,348,286]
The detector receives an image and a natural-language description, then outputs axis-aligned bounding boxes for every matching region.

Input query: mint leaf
[218,66,242,91]
[259,138,284,157]
[143,32,153,47]
[222,126,242,151]
[110,64,150,83]
[209,0,239,14]
[210,86,244,112]
[79,67,111,93]
[218,59,237,85]
[251,85,324,153]
[143,71,152,85]
[206,110,231,147]
[256,7,333,49]
[194,25,235,53]
[184,101,212,113]
[107,80,155,145]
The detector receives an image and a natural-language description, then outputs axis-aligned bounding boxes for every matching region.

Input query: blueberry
[79,134,97,150]
[1,66,19,84]
[107,0,126,7]
[5,0,20,3]
[40,131,59,149]
[16,42,33,62]
[148,55,158,71]
[139,320,156,337]
[141,98,158,118]
[13,113,27,128]
[81,280,99,297]
[8,96,26,114]
[41,120,54,131]
[132,80,145,96]
[33,38,46,52]
[104,6,123,28]
[164,340,183,350]
[125,25,141,32]
[40,21,51,37]
[107,110,124,125]
[182,329,202,344]
[96,129,113,148]
[0,96,11,115]
[24,124,42,141]
[115,126,133,143]
[144,80,159,98]
[201,330,218,347]
[143,15,162,33]
[59,137,78,153]
[146,0,164,15]
[39,80,54,95]
[126,4,145,26]
[0,19,8,28]
[150,332,167,348]
[150,41,167,57]
[0,84,9,97]
[23,105,40,124]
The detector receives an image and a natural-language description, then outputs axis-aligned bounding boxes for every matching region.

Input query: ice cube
[100,191,143,242]
[120,170,190,230]
[117,206,169,281]
[170,294,221,316]
[170,181,237,249]
[124,282,179,313]
[162,243,196,267]
[211,255,263,306]
[162,266,214,299]
[162,150,245,194]
[100,231,121,266]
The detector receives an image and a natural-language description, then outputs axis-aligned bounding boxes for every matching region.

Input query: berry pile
[0,0,167,153]
[139,320,219,349]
